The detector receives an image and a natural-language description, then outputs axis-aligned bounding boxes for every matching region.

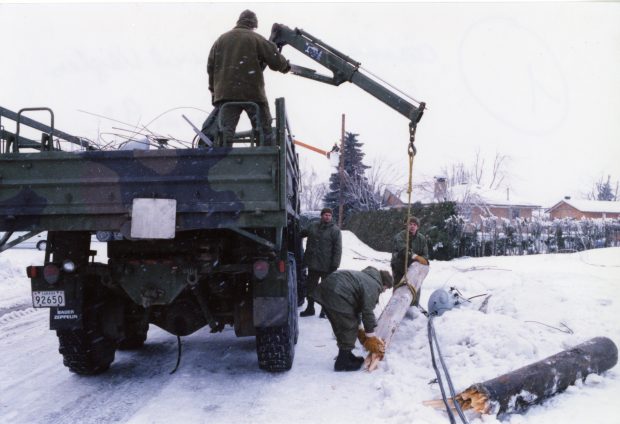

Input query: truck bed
[0,146,287,232]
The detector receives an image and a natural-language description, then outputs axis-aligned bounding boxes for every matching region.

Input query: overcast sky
[1,1,619,206]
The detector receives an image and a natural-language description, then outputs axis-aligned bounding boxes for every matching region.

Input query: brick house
[546,198,620,219]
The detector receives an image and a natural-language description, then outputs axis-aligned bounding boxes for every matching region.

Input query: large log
[425,337,618,416]
[364,262,429,371]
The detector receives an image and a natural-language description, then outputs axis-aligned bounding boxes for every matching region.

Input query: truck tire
[56,279,118,375]
[57,327,116,375]
[255,254,298,372]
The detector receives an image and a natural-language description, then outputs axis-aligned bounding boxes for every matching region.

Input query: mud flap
[30,270,84,330]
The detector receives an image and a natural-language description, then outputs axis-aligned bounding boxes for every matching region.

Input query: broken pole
[425,337,618,416]
[364,262,429,371]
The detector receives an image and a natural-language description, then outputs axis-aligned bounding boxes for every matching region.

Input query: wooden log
[426,337,618,416]
[364,262,429,371]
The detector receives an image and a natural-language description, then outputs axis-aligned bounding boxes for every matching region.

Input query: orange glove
[357,328,367,345]
[412,254,429,266]
[363,334,385,355]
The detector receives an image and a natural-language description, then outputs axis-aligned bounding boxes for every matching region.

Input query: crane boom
[269,24,426,136]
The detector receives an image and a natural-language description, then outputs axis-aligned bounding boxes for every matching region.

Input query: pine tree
[596,175,616,201]
[323,132,380,225]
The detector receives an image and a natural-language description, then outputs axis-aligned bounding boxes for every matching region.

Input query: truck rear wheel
[57,327,116,375]
[256,254,298,372]
[56,282,118,375]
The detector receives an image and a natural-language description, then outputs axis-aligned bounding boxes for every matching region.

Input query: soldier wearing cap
[390,215,429,305]
[300,207,342,317]
[207,10,291,146]
[313,266,393,371]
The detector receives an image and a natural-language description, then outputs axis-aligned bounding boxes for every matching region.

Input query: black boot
[319,309,326,319]
[348,351,365,366]
[334,349,363,372]
[300,300,315,317]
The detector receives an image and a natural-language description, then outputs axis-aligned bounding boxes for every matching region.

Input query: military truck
[0,23,425,375]
[0,100,303,374]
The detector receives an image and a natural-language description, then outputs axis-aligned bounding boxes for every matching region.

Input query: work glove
[357,328,367,345]
[411,254,429,266]
[363,334,385,355]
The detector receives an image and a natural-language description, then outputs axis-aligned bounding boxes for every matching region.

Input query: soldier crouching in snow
[313,266,393,371]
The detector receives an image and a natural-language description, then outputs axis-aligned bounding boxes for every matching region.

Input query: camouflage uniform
[207,13,289,146]
[390,229,429,287]
[313,268,383,350]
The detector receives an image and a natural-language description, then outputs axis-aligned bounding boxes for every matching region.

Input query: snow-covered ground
[1,232,619,424]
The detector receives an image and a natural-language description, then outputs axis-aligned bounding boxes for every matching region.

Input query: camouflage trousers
[322,308,359,351]
[217,101,273,146]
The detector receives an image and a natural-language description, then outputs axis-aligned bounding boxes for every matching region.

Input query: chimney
[507,188,510,201]
[434,176,447,201]
[564,196,571,200]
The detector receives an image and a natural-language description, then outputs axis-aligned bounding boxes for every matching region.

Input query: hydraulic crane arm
[269,24,426,138]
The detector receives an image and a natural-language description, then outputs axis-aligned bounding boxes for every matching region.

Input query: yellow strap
[403,140,416,283]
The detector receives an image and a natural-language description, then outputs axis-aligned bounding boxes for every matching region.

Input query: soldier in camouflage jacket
[207,10,290,145]
[390,215,429,303]
[313,266,393,371]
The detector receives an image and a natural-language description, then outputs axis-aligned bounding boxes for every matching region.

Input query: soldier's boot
[319,308,326,319]
[334,349,363,372]
[300,300,315,317]
[348,350,365,366]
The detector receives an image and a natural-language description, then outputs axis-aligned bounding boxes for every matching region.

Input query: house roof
[547,199,620,214]
[394,184,541,208]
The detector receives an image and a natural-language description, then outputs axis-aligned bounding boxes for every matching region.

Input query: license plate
[32,290,66,308]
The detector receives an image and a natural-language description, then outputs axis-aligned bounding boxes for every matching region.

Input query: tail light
[43,264,60,285]
[278,260,285,273]
[253,260,269,280]
[26,266,38,278]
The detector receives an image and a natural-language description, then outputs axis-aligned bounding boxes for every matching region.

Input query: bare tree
[473,148,484,185]
[488,152,508,189]
[299,165,328,211]
[441,149,509,191]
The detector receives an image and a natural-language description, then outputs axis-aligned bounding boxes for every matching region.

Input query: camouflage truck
[0,100,302,373]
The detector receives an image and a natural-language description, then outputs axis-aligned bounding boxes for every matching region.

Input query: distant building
[383,177,541,223]
[450,183,541,223]
[546,197,620,220]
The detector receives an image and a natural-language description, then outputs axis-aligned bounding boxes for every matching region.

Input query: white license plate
[32,291,66,308]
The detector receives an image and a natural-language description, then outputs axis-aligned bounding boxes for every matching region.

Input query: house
[546,197,620,220]
[449,183,541,223]
[383,178,542,223]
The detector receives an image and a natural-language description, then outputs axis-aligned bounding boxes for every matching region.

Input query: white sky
[1,1,619,206]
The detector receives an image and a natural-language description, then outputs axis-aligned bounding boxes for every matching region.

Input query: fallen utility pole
[424,336,618,417]
[364,262,429,371]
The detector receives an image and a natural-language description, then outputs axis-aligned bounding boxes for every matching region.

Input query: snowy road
[1,234,620,424]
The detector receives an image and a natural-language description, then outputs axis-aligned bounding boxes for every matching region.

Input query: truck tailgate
[0,147,284,232]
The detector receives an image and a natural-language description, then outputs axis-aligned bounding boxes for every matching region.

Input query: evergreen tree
[596,175,616,201]
[323,132,380,225]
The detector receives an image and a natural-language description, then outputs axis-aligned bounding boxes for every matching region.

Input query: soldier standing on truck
[390,215,429,305]
[300,207,342,318]
[313,266,393,371]
[207,10,291,146]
